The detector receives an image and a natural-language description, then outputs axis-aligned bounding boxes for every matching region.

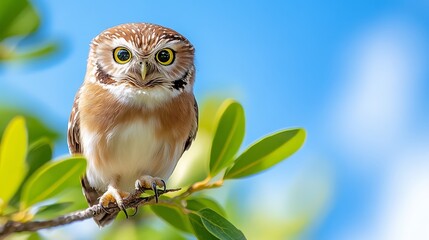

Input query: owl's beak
[140,62,148,81]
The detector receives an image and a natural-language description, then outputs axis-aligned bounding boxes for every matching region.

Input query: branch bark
[0,188,179,239]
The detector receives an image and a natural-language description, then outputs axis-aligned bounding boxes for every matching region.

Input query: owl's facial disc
[103,41,191,91]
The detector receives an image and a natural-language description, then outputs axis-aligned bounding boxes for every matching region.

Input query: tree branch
[0,188,180,239]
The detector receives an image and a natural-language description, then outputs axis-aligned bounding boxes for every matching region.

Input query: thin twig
[0,188,180,239]
[175,177,223,199]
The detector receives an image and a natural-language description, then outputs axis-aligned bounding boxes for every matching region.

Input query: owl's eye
[155,48,175,65]
[113,47,132,64]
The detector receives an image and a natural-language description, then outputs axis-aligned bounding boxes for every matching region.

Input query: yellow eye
[155,48,175,65]
[113,47,132,64]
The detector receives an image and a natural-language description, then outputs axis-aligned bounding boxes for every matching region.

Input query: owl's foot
[99,186,130,218]
[135,176,166,203]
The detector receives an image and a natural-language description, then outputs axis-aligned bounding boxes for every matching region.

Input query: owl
[67,23,198,227]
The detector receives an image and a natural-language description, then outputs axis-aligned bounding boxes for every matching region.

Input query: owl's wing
[67,90,117,227]
[184,97,199,152]
[67,91,98,205]
[67,91,82,154]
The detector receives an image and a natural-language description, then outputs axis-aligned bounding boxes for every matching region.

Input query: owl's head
[87,23,195,106]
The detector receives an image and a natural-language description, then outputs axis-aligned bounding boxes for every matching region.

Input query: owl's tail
[81,175,118,227]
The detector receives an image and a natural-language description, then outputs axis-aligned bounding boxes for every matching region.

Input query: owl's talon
[136,175,166,202]
[160,179,166,193]
[130,207,139,217]
[120,203,128,219]
[100,204,110,214]
[99,186,130,218]
[152,182,159,203]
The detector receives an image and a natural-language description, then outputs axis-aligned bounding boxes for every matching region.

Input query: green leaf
[0,0,39,41]
[20,156,86,208]
[27,232,42,240]
[151,203,193,233]
[224,128,306,179]
[9,138,53,206]
[135,225,187,240]
[199,96,228,133]
[26,138,53,178]
[55,187,88,212]
[0,44,14,61]
[0,108,60,143]
[12,42,60,61]
[209,99,245,176]
[0,117,28,211]
[199,208,246,240]
[34,202,73,219]
[9,232,42,240]
[187,197,226,217]
[188,213,219,240]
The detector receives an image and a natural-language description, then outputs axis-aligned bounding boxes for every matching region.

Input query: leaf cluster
[0,0,58,62]
[0,99,305,239]
[0,115,86,239]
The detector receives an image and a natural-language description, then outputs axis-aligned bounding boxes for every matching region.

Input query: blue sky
[1,0,429,239]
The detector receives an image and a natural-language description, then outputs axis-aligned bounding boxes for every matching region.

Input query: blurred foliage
[0,99,306,239]
[0,108,59,144]
[0,0,59,62]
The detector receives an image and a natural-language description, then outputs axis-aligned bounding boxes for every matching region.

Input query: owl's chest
[82,117,182,192]
[107,118,157,151]
[81,115,164,165]
[105,118,166,171]
[79,83,192,142]
[81,101,181,161]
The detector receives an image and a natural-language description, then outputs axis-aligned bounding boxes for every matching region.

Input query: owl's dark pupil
[158,50,170,62]
[117,49,130,61]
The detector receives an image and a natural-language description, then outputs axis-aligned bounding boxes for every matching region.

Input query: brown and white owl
[67,23,198,226]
